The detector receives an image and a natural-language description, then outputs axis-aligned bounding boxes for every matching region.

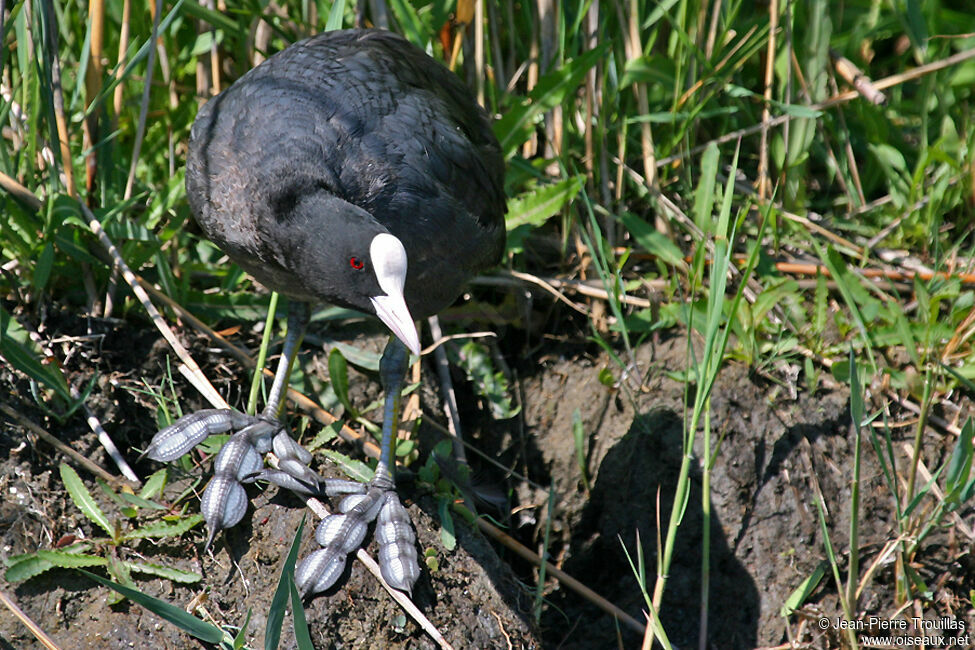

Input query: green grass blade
[780,560,827,616]
[617,211,685,267]
[692,143,719,230]
[234,609,252,650]
[117,490,167,511]
[387,0,427,48]
[812,243,877,370]
[180,0,239,34]
[846,349,862,613]
[248,292,279,416]
[266,515,306,650]
[619,534,671,649]
[78,569,226,644]
[289,573,314,650]
[324,0,346,31]
[328,347,354,414]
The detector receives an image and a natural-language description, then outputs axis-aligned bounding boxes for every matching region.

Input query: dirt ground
[1,304,973,649]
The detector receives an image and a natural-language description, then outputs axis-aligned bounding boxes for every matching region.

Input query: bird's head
[285,194,421,356]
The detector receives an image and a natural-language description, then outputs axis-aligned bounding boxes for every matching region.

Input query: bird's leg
[295,336,420,596]
[242,301,334,494]
[261,301,308,421]
[373,335,408,489]
[144,301,328,546]
[372,337,421,590]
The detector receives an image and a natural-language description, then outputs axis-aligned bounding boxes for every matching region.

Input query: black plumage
[186,28,505,320]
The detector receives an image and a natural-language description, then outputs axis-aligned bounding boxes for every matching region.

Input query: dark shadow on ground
[542,407,760,649]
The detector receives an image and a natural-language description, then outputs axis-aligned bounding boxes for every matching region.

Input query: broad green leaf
[321,450,374,483]
[618,212,685,267]
[31,241,54,291]
[449,341,519,419]
[36,549,108,569]
[124,560,202,583]
[506,175,584,231]
[2,541,94,582]
[898,0,928,58]
[139,469,168,500]
[125,514,204,540]
[328,340,382,372]
[945,419,974,498]
[61,464,115,539]
[189,30,219,58]
[5,553,56,582]
[620,54,676,89]
[752,280,799,325]
[107,555,136,605]
[306,421,341,452]
[438,499,456,551]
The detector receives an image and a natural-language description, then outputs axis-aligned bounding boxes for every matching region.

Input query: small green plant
[4,464,203,602]
[75,517,312,650]
[448,340,520,419]
[416,439,466,553]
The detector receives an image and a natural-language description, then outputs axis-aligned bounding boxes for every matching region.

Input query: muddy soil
[1,305,973,649]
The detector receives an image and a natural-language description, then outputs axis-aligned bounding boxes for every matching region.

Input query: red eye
[349,256,364,270]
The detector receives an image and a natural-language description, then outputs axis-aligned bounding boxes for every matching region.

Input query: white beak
[371,292,421,356]
[369,233,421,356]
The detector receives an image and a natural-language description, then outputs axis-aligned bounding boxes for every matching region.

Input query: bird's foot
[142,409,274,462]
[143,409,322,548]
[295,471,419,597]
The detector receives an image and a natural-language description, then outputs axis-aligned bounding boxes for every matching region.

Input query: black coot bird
[144,28,505,596]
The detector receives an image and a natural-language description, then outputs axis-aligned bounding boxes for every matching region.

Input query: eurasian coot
[144,28,505,596]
